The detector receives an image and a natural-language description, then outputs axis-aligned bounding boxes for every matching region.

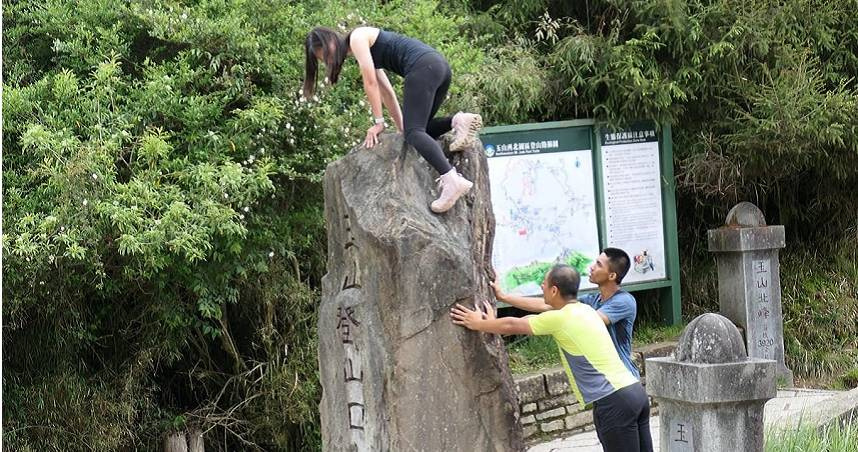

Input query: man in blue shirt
[491,247,640,378]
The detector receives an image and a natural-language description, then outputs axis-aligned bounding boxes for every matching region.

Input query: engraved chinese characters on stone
[751,259,773,359]
[342,214,362,290]
[337,306,361,345]
[668,420,693,452]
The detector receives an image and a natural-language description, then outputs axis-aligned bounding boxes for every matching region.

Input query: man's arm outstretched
[490,280,552,313]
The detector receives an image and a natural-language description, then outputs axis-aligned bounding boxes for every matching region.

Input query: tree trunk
[163,432,188,452]
[187,427,205,452]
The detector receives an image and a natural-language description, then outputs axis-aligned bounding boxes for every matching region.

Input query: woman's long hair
[303,27,350,98]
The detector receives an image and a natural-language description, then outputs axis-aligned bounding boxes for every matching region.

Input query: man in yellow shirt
[450,264,653,452]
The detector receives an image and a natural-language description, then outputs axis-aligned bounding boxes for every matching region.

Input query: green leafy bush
[2,0,495,449]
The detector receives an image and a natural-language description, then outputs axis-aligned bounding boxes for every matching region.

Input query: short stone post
[647,313,777,452]
[707,201,793,385]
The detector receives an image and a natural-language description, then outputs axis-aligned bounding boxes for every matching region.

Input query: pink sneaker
[450,112,483,152]
[431,169,474,213]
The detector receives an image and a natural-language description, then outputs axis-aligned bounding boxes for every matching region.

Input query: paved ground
[528,388,847,452]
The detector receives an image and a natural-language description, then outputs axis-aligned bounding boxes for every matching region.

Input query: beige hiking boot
[430,168,473,213]
[450,112,483,152]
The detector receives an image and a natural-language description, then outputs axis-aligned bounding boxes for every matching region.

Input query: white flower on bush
[243,206,250,212]
[82,199,88,206]
[269,251,275,258]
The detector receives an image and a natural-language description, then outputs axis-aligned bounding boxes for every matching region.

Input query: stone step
[767,386,858,430]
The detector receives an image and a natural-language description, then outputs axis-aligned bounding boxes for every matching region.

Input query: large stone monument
[647,313,777,452]
[319,133,523,451]
[708,201,793,384]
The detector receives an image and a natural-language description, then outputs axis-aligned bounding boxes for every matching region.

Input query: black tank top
[369,30,438,76]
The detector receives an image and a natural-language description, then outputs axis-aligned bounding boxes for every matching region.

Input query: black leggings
[402,52,453,175]
[592,382,653,452]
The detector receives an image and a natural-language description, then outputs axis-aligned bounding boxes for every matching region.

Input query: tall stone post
[647,313,777,452]
[319,134,523,451]
[707,202,793,385]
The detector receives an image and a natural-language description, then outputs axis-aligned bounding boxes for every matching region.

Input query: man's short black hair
[547,264,580,300]
[603,247,631,284]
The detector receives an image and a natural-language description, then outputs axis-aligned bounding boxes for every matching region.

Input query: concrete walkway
[529,388,853,452]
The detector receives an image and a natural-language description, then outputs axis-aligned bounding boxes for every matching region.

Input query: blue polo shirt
[580,290,639,379]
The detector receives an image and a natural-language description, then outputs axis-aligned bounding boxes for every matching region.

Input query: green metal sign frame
[482,119,681,325]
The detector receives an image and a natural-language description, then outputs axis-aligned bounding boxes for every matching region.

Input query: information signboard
[481,120,681,324]
[600,126,666,284]
[483,127,600,293]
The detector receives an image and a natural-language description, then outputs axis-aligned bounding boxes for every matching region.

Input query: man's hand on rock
[489,280,507,303]
[480,299,496,321]
[451,300,494,330]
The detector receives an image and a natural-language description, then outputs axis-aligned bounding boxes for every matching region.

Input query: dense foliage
[4,0,857,450]
[2,0,490,450]
[470,0,858,385]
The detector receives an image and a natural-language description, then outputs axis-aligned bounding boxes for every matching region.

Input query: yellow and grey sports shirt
[528,302,638,407]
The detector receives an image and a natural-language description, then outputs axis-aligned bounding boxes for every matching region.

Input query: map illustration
[488,149,600,295]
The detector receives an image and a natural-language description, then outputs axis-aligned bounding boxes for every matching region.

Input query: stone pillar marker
[319,134,523,451]
[647,313,777,452]
[707,201,793,384]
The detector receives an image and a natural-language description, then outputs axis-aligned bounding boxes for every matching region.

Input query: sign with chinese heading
[481,120,681,324]
[599,125,666,284]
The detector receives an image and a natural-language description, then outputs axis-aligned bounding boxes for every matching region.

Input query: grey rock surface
[673,313,746,364]
[319,133,522,451]
[725,201,767,227]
